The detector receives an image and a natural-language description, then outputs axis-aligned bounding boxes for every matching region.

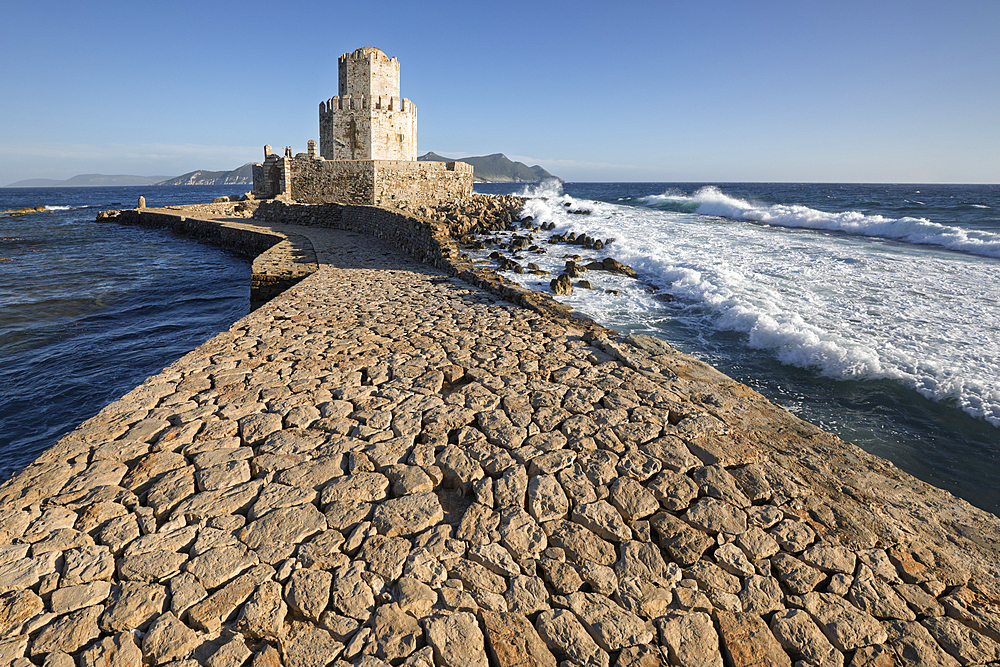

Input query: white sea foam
[500,184,1000,427]
[640,187,1000,259]
[45,205,73,211]
[516,179,564,199]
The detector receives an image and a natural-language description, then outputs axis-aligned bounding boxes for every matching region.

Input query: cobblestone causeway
[2,216,1000,667]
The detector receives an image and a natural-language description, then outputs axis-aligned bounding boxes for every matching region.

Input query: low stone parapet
[96,208,318,309]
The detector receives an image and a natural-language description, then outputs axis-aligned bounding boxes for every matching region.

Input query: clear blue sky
[1,0,998,184]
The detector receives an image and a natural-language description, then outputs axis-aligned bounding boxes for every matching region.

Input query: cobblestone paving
[2,222,1000,667]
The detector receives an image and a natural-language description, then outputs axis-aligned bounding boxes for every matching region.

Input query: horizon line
[5,178,1000,189]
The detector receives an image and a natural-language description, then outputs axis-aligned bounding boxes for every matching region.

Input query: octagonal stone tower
[253,47,471,206]
[320,47,417,161]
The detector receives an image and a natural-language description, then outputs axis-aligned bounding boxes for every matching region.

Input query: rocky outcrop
[393,194,524,237]
[1,206,49,217]
[597,257,638,278]
[550,274,573,295]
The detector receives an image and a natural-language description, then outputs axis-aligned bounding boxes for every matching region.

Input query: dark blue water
[478,182,1000,516]
[0,185,250,481]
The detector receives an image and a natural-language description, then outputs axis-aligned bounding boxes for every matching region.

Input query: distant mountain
[417,152,561,183]
[154,163,254,186]
[3,178,66,188]
[4,174,173,188]
[5,155,553,188]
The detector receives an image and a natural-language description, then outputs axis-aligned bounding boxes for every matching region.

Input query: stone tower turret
[319,47,417,161]
[254,46,472,205]
[339,46,400,98]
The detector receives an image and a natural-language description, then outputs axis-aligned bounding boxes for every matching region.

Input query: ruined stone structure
[253,47,472,207]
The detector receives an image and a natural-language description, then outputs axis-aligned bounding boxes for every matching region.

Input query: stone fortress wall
[253,47,463,207]
[252,146,472,208]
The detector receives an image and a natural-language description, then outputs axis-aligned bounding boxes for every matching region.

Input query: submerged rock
[3,205,50,216]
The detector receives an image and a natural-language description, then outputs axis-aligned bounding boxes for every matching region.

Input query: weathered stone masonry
[254,156,473,208]
[321,47,415,162]
[96,208,318,310]
[252,47,472,207]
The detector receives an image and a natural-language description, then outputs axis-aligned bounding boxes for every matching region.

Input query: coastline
[2,200,999,666]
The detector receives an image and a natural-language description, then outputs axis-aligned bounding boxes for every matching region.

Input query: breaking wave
[641,186,1000,258]
[508,184,1000,427]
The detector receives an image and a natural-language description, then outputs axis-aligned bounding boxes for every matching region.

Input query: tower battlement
[338,47,400,98]
[253,47,471,206]
[320,48,416,161]
[320,95,412,113]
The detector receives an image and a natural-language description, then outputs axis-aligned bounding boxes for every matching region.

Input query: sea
[1,181,998,517]
[474,181,1000,516]
[0,185,250,483]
